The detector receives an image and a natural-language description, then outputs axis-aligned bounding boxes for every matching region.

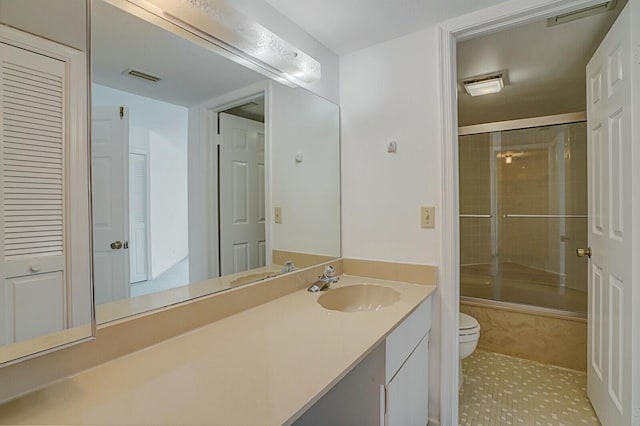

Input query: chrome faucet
[308,265,339,292]
[281,260,297,273]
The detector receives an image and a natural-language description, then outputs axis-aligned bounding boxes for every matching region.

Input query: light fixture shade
[464,77,504,97]
[127,0,321,85]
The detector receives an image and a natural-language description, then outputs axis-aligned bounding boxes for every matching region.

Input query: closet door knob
[110,241,123,250]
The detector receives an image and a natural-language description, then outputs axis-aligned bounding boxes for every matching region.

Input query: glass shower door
[459,121,588,314]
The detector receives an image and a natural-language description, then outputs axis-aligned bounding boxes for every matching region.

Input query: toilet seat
[458,312,480,390]
[459,313,480,338]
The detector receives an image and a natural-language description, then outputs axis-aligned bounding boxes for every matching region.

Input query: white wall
[92,84,189,279]
[340,28,443,419]
[0,0,86,51]
[271,84,341,257]
[147,130,189,277]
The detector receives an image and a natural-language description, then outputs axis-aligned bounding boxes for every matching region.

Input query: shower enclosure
[459,114,588,315]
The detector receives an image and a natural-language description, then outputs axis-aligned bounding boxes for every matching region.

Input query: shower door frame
[436,3,605,424]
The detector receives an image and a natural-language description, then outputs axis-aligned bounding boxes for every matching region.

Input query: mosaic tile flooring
[459,350,600,425]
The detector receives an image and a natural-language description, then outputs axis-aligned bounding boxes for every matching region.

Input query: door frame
[188,81,270,281]
[436,0,609,423]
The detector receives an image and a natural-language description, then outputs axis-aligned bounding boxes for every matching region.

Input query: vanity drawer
[385,297,431,381]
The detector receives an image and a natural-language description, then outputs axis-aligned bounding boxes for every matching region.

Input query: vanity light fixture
[126,0,321,87]
[504,154,513,164]
[463,73,504,97]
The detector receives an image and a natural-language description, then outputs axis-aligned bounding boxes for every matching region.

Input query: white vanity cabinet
[384,297,431,425]
[293,297,432,426]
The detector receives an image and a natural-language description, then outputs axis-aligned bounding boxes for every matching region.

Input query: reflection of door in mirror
[129,152,149,284]
[0,1,93,364]
[91,86,190,302]
[92,106,129,304]
[219,112,266,275]
[0,41,69,344]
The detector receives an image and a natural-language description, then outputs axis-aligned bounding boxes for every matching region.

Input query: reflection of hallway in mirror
[130,257,189,297]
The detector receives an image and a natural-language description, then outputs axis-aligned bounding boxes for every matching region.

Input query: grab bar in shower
[504,214,588,218]
[460,214,493,218]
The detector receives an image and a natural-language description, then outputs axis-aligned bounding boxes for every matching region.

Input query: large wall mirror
[0,0,340,365]
[91,0,341,324]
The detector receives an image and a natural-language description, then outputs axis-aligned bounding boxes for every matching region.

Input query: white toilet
[458,312,481,389]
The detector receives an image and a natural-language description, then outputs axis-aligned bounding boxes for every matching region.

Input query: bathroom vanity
[0,275,435,425]
[0,2,436,424]
[295,291,432,425]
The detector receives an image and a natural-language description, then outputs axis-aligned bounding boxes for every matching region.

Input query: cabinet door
[0,40,68,344]
[386,333,429,426]
[1,272,65,344]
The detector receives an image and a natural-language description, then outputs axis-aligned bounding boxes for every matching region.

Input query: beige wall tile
[461,301,587,371]
[342,258,437,285]
[272,250,337,269]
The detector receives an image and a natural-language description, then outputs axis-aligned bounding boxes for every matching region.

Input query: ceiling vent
[123,68,161,83]
[462,72,508,97]
[547,1,617,26]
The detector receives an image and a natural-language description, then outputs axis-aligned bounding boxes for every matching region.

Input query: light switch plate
[421,206,435,229]
[274,207,282,224]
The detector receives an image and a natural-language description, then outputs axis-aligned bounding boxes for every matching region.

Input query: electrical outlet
[274,207,282,224]
[421,206,435,229]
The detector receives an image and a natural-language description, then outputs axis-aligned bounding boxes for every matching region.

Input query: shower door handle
[576,247,592,258]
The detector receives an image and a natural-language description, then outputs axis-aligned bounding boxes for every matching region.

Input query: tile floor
[130,257,190,297]
[459,350,600,425]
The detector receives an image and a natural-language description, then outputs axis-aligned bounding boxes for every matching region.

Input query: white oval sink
[317,284,400,312]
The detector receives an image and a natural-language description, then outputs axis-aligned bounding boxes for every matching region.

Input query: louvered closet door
[0,42,67,345]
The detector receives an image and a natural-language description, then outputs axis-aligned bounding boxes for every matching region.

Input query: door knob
[110,241,123,250]
[577,247,592,258]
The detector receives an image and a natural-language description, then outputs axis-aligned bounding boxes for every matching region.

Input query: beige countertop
[0,275,435,425]
[96,264,285,324]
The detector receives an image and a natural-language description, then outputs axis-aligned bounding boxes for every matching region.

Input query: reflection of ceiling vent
[547,1,617,26]
[123,68,161,83]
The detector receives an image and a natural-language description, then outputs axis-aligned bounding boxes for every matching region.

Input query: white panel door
[585,2,639,425]
[219,113,265,275]
[129,153,149,283]
[92,106,129,304]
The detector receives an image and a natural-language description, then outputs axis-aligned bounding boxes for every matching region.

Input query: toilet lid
[459,313,479,331]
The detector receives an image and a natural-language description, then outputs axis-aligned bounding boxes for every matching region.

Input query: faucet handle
[324,265,336,277]
[281,260,296,273]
